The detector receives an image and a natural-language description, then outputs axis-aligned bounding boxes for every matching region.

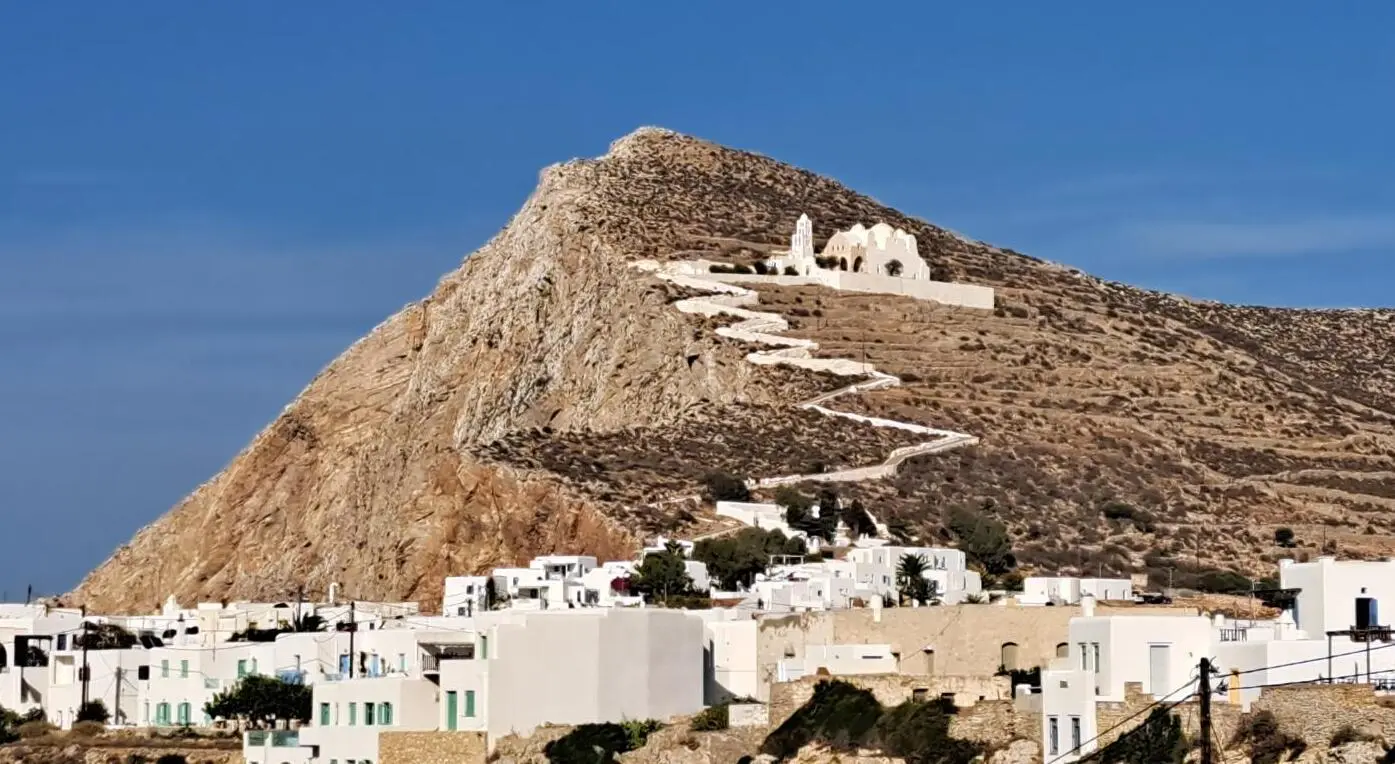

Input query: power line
[1232,639,1395,676]
[1044,676,1198,764]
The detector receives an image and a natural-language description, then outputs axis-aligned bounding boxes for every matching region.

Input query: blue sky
[3,3,1393,596]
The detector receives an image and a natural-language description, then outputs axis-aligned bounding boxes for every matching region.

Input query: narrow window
[320,703,330,726]
[465,690,476,718]
[364,702,375,725]
[180,659,189,678]
[1092,643,1101,674]
[161,659,170,679]
[1049,716,1059,756]
[380,702,393,726]
[349,702,357,726]
[1071,716,1081,752]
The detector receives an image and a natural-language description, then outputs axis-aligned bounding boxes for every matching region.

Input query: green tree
[702,472,750,503]
[694,528,805,591]
[884,259,903,277]
[292,613,325,633]
[945,506,1015,575]
[76,700,110,724]
[203,675,312,728]
[630,542,696,602]
[1274,527,1296,548]
[840,499,878,539]
[774,487,813,514]
[896,555,933,606]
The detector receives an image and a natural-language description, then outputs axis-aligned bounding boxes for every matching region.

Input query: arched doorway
[1001,642,1020,672]
[0,643,7,671]
[838,257,848,271]
[852,256,864,273]
[1056,642,1069,659]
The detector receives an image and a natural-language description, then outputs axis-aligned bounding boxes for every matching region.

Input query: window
[1079,643,1088,670]
[320,703,331,726]
[365,702,375,725]
[1048,716,1059,756]
[156,702,171,726]
[177,702,191,725]
[446,692,458,731]
[237,659,248,678]
[380,702,393,726]
[397,653,407,673]
[1055,642,1069,659]
[349,702,357,726]
[161,659,170,678]
[57,634,67,651]
[465,690,476,717]
[138,665,150,681]
[1070,716,1081,752]
[479,636,488,660]
[180,659,189,678]
[1091,643,1101,674]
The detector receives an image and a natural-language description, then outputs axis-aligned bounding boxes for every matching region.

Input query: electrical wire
[1044,676,1199,764]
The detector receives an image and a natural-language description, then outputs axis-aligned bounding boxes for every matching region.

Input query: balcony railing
[245,730,300,747]
[1219,628,1248,643]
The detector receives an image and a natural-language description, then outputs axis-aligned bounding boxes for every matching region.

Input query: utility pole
[347,600,356,678]
[80,607,91,708]
[1199,657,1214,764]
[114,666,123,725]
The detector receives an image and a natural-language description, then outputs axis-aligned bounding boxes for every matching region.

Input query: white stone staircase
[634,260,979,493]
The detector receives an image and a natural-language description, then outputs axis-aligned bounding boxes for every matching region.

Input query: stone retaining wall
[379,731,488,764]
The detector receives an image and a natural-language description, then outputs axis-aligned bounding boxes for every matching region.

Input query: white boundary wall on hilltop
[690,266,995,310]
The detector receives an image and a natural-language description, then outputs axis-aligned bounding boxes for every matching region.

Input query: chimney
[1081,594,1096,618]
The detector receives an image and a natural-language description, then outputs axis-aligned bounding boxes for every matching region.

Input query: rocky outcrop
[71,126,1395,610]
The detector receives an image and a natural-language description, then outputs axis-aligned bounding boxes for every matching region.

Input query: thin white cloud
[1118,216,1395,259]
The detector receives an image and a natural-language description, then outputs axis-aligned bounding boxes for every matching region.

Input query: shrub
[761,680,883,760]
[17,720,56,739]
[1195,569,1251,594]
[783,266,798,276]
[77,699,111,724]
[1274,527,1297,548]
[545,722,638,764]
[155,756,188,764]
[873,699,979,764]
[1330,724,1379,747]
[621,719,664,750]
[70,720,106,737]
[1233,710,1306,764]
[690,703,730,731]
[702,471,750,503]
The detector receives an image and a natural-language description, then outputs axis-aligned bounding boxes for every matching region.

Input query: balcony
[245,730,300,747]
[1219,628,1248,643]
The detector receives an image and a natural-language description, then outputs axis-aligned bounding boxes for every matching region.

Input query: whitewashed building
[1018,577,1134,606]
[1037,557,1395,763]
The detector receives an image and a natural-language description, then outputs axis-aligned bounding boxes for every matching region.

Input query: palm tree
[896,554,931,605]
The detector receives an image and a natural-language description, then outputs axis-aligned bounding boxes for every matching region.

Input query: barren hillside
[73,128,1395,611]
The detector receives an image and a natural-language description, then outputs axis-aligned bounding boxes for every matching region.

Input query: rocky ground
[71,127,1395,611]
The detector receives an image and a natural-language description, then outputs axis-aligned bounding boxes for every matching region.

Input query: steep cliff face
[73,128,1395,612]
[70,131,814,612]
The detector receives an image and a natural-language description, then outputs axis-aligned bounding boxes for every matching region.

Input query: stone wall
[380,731,488,764]
[767,676,1036,749]
[769,674,1012,728]
[82,748,241,764]
[755,604,1200,700]
[1252,685,1395,746]
[1094,683,1244,750]
[729,702,770,728]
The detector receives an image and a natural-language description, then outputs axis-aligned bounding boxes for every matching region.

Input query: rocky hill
[72,128,1395,612]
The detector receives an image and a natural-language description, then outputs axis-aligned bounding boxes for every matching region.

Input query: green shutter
[178,703,190,725]
[445,692,457,731]
[180,659,189,678]
[465,690,475,718]
[349,702,357,726]
[479,636,488,660]
[320,703,331,726]
[237,659,247,678]
[365,702,375,725]
[161,659,169,678]
[380,702,392,726]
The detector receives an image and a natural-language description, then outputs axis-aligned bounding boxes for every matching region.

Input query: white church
[772,214,932,281]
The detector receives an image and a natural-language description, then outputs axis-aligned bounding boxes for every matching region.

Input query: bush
[702,471,750,503]
[1195,569,1251,594]
[690,703,730,731]
[1274,527,1297,548]
[761,681,981,763]
[70,720,106,737]
[752,261,769,275]
[945,506,1015,575]
[622,719,663,750]
[783,266,798,276]
[77,699,111,724]
[1330,724,1379,747]
[1233,710,1306,764]
[17,720,57,739]
[761,680,883,760]
[155,756,187,764]
[545,722,641,764]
